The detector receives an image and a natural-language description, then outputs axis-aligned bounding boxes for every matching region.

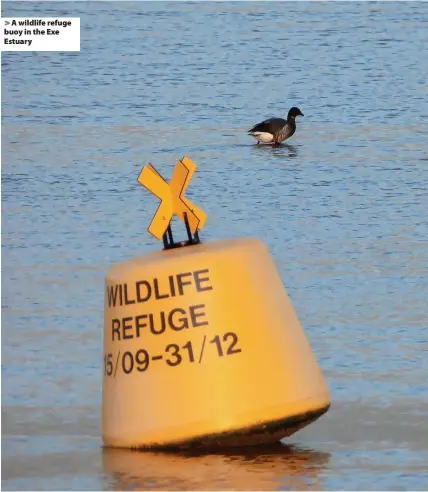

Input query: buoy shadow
[103,442,331,490]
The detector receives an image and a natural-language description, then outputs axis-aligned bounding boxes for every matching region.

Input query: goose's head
[288,107,304,119]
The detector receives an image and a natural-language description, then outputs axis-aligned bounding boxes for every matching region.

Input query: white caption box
[1,17,80,51]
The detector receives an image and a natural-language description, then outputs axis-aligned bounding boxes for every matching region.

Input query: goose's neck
[287,116,296,127]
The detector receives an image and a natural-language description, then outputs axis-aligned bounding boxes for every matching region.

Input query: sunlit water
[2,1,428,490]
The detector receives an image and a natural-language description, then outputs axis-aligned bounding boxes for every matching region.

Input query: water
[2,1,428,489]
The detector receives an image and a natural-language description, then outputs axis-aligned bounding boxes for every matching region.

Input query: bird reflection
[252,143,299,159]
[103,442,330,491]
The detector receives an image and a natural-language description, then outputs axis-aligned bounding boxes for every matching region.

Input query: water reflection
[103,443,331,491]
[252,143,299,159]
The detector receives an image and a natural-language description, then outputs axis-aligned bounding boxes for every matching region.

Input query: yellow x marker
[137,156,207,240]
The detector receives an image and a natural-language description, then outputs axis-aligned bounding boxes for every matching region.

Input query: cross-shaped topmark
[137,156,207,241]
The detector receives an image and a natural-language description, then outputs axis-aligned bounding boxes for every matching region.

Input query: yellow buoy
[102,157,330,449]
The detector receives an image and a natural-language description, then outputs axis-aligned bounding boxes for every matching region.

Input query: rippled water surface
[2,1,428,490]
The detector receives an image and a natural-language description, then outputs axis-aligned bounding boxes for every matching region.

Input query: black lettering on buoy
[169,275,176,297]
[136,280,151,302]
[122,316,134,339]
[153,278,169,300]
[135,314,148,338]
[189,304,208,327]
[169,308,189,331]
[119,284,123,306]
[150,312,166,335]
[194,269,213,292]
[107,285,120,307]
[124,284,136,305]
[176,272,192,295]
[112,318,121,341]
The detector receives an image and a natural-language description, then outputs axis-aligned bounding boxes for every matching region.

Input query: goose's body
[248,107,304,145]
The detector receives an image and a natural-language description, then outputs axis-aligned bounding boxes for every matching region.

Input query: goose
[248,107,304,145]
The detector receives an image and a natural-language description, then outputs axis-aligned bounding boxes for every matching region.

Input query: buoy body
[102,237,330,448]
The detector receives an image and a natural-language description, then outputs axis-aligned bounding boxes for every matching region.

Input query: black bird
[248,107,304,145]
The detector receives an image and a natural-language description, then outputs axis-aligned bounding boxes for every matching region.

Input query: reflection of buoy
[103,445,331,491]
[102,156,330,449]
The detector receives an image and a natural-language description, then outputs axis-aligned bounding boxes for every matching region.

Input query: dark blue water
[2,1,428,490]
